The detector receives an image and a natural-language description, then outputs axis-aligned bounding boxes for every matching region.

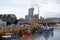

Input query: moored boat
[22,33,32,37]
[40,27,54,33]
[2,35,20,40]
[33,29,39,33]
[20,29,32,37]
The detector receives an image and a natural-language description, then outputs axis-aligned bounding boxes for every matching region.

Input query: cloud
[39,0,60,4]
[40,3,60,13]
[0,0,60,18]
[0,6,28,19]
[5,0,32,6]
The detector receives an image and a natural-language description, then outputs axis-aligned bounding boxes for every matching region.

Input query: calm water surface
[20,28,60,40]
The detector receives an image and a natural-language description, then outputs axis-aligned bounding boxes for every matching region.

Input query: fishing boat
[20,30,32,37]
[22,33,32,37]
[2,35,20,40]
[33,29,39,33]
[41,23,54,33]
[40,28,54,34]
[2,32,20,40]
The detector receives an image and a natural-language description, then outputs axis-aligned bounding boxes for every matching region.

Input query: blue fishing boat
[2,35,20,40]
[41,23,54,33]
[33,29,40,33]
[36,28,54,34]
[37,22,54,34]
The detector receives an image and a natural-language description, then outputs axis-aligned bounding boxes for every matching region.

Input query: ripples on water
[19,28,60,40]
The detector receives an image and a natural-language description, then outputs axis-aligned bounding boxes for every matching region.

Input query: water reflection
[43,31,54,40]
[20,31,54,40]
[19,28,60,40]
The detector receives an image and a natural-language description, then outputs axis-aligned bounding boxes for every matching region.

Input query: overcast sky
[0,0,60,19]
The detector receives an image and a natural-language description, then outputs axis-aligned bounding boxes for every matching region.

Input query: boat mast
[46,22,48,26]
[45,22,48,29]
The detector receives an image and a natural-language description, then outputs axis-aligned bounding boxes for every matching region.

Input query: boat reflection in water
[34,31,54,40]
[20,30,54,40]
[43,31,54,40]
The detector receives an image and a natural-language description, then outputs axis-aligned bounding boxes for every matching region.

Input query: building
[25,15,28,20]
[0,15,3,20]
[18,18,25,22]
[28,8,34,17]
[0,14,17,25]
[40,16,44,20]
[0,20,6,28]
[25,8,34,22]
[45,18,60,21]
[33,14,39,20]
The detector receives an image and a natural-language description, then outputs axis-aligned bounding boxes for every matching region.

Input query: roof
[36,19,60,23]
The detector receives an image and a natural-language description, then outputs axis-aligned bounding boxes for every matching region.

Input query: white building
[25,8,34,22]
[28,8,34,17]
[25,7,39,22]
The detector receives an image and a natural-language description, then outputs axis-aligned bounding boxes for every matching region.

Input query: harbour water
[20,27,60,40]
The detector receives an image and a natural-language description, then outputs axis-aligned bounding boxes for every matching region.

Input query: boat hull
[2,35,20,40]
[22,33,32,37]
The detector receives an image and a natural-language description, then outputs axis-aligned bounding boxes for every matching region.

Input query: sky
[0,0,60,19]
